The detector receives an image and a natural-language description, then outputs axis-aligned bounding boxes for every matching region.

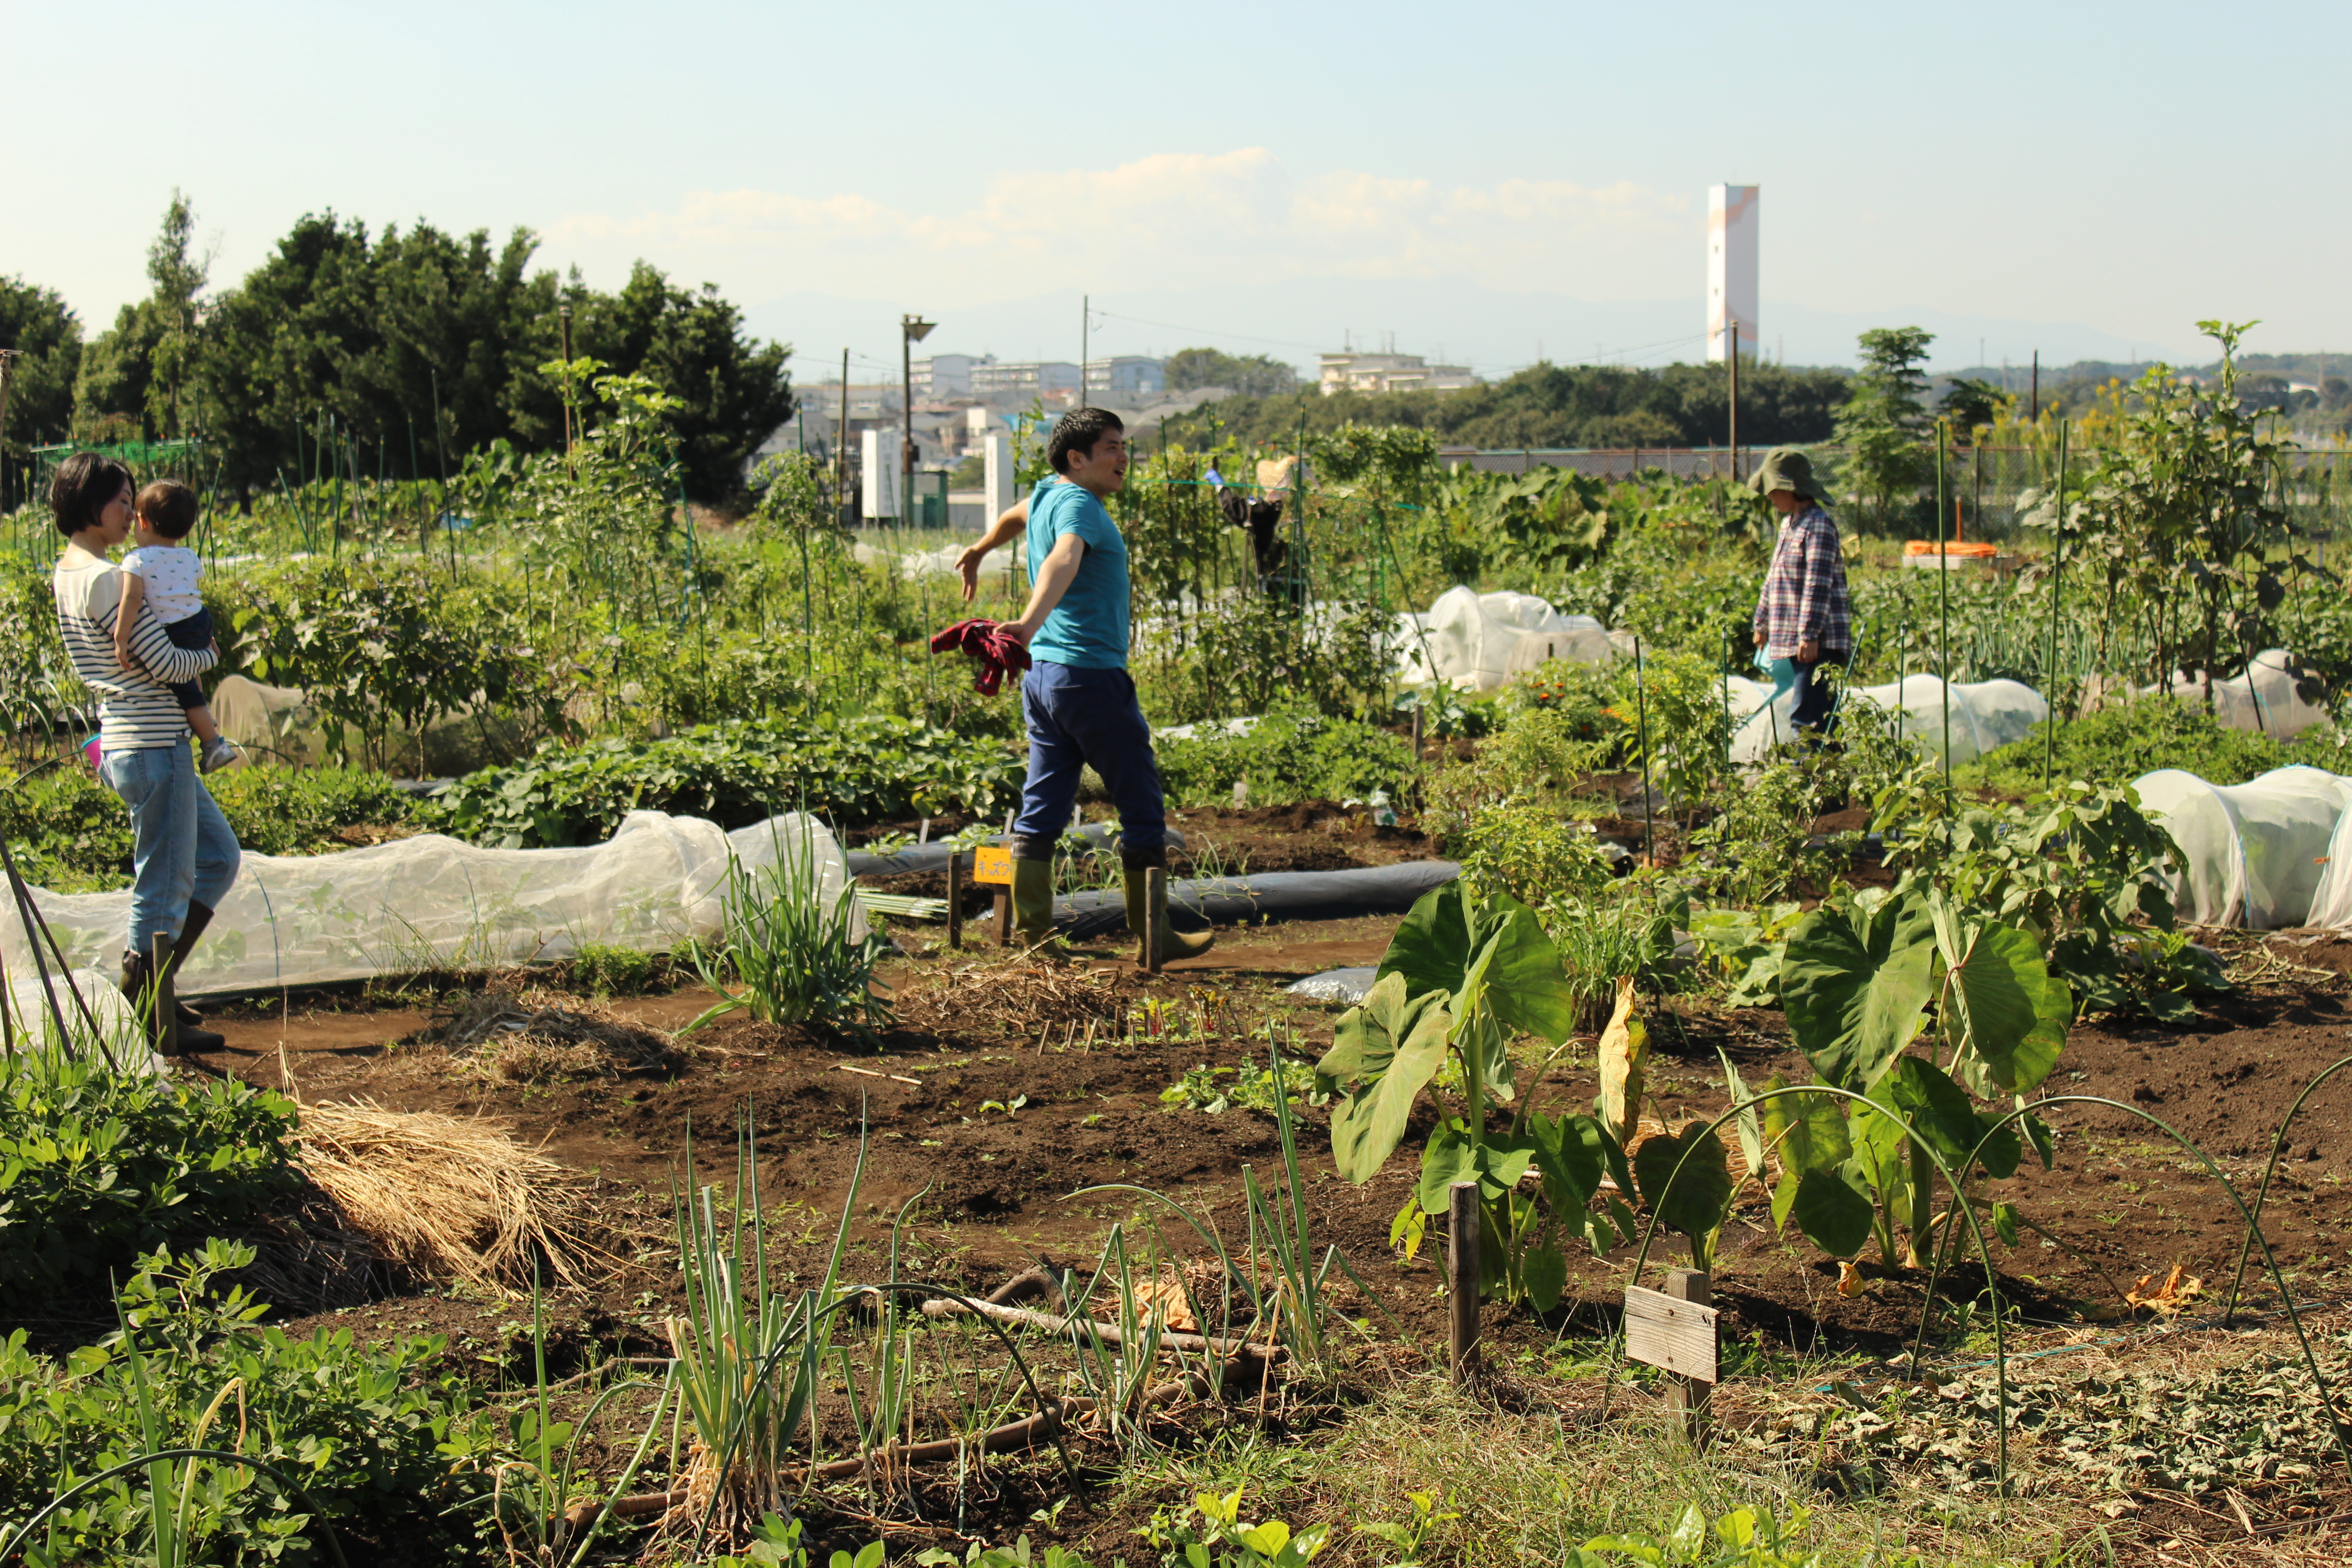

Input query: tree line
[1161,358,1853,452]
[0,193,794,502]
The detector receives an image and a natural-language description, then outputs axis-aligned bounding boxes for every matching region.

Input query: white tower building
[1707,184,1759,362]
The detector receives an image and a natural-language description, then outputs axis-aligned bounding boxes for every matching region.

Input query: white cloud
[544,149,1688,303]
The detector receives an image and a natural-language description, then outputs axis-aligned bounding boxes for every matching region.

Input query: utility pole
[2030,351,2039,424]
[1725,318,1740,480]
[836,348,851,526]
[902,314,935,526]
[1081,294,1089,409]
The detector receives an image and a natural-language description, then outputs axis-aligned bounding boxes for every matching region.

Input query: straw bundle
[295,1098,603,1292]
[897,957,1118,1037]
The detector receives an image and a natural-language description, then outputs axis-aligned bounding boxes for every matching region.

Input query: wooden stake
[945,852,965,950]
[1143,866,1166,974]
[1661,1268,1715,1440]
[1447,1179,1480,1386]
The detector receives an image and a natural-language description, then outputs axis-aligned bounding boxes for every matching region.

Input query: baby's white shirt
[121,544,204,624]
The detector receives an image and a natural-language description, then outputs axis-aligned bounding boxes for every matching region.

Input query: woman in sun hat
[1748,447,1852,742]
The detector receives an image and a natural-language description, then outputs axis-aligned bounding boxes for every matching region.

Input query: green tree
[1938,376,2005,437]
[0,276,82,477]
[566,263,795,501]
[195,215,793,501]
[74,190,210,441]
[1831,326,1935,529]
[1165,347,1298,398]
[1162,359,1849,451]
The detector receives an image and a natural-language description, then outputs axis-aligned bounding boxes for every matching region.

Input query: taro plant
[1316,882,1729,1308]
[1770,884,2070,1269]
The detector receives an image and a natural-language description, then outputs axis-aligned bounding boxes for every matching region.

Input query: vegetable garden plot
[2,810,854,996]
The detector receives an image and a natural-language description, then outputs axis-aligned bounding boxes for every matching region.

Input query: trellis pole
[2044,419,2068,788]
[1936,421,1951,824]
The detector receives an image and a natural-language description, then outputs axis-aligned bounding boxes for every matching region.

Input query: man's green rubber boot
[1011,857,1064,958]
[1122,861,1214,966]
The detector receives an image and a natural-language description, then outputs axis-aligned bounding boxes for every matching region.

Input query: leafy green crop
[0,1056,300,1299]
[1155,703,1411,810]
[423,714,1020,848]
[0,1239,470,1564]
[3,761,419,892]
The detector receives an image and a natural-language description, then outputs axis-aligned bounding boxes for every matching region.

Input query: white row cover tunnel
[2135,766,2352,930]
[2,811,858,1000]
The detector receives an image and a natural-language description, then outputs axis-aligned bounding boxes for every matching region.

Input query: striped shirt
[52,555,216,751]
[1751,504,1852,660]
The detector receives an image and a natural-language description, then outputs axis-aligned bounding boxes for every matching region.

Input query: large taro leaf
[1932,906,2071,1097]
[1788,1168,1876,1258]
[1380,880,1474,1002]
[1780,891,1937,1090]
[1881,1056,1988,1176]
[1527,1110,1604,1210]
[1764,1081,1852,1230]
[1319,972,1453,1183]
[1381,881,1576,1045]
[1631,1124,1733,1243]
[1416,1125,1537,1215]
[1522,1241,1569,1313]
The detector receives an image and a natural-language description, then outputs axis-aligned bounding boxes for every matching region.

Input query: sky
[6,0,2347,382]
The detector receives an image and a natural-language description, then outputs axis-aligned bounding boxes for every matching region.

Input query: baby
[113,479,240,773]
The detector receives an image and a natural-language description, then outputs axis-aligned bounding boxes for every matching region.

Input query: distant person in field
[49,453,240,1055]
[1749,447,1852,741]
[113,480,240,774]
[955,408,1213,964]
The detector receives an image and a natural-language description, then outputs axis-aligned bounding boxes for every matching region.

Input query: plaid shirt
[1752,504,1851,659]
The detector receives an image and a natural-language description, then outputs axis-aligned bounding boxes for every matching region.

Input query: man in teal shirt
[955,408,1211,963]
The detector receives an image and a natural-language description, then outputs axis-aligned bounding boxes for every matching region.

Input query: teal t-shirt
[1023,479,1129,668]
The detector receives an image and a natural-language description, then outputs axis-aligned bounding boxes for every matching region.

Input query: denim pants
[1788,650,1849,737]
[98,742,241,957]
[1011,662,1166,862]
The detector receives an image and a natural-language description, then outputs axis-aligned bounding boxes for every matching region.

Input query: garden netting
[2148,649,2330,739]
[1394,586,1616,691]
[1,810,856,999]
[2132,766,2349,929]
[1731,675,2048,765]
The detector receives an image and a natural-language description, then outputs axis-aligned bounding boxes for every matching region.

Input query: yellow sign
[971,845,1014,886]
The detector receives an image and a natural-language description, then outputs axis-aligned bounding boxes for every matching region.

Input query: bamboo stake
[1936,421,1951,824]
[2045,419,2068,788]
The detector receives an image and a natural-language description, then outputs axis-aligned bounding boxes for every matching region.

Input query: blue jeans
[99,743,241,957]
[1789,651,1848,737]
[1011,662,1166,863]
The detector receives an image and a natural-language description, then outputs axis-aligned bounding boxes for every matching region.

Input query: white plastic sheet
[1,811,854,999]
[2133,766,2347,929]
[1731,675,2048,765]
[1394,586,1599,691]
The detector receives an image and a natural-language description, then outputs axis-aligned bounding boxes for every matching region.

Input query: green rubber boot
[1011,857,1065,959]
[1122,861,1215,966]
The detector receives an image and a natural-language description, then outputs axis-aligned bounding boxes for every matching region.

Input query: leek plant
[666,1109,864,1542]
[684,819,892,1041]
[467,1276,678,1568]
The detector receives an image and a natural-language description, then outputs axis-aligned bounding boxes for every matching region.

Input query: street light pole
[902,313,935,525]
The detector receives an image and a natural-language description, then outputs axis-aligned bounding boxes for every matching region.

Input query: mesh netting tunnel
[2132,766,2349,929]
[1732,675,2048,765]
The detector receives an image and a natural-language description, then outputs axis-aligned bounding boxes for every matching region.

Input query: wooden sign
[971,845,1014,886]
[1625,1281,1719,1382]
